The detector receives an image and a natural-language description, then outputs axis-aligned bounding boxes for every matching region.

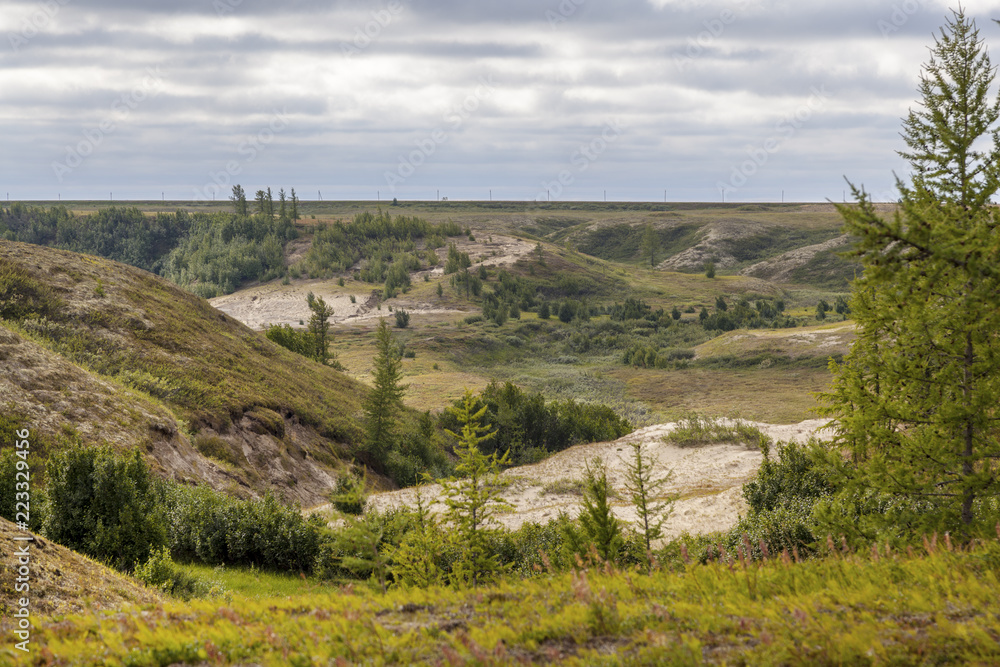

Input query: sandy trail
[322,419,833,543]
[210,234,535,330]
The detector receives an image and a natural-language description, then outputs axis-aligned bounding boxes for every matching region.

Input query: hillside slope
[0,518,161,616]
[0,241,368,505]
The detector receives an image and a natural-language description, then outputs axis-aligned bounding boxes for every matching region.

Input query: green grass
[665,414,773,450]
[176,562,333,599]
[9,536,1000,665]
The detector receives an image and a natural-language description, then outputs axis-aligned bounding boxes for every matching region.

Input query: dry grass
[0,518,161,617]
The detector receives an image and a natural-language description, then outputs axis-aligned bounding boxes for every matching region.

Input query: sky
[3,0,1000,203]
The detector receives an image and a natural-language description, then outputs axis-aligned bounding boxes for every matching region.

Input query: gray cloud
[1,0,996,201]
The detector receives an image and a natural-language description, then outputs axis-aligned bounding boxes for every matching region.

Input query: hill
[0,241,368,505]
[0,518,161,617]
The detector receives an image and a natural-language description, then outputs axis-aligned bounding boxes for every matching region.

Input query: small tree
[389,488,445,588]
[290,187,300,221]
[715,295,727,312]
[440,390,511,587]
[815,299,829,321]
[623,442,675,569]
[306,292,335,366]
[336,512,389,593]
[394,308,410,328]
[671,306,682,321]
[538,301,550,319]
[575,457,624,564]
[704,261,716,279]
[363,319,408,461]
[230,184,248,216]
[640,224,660,268]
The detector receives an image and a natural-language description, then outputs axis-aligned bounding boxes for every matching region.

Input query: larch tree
[363,318,408,461]
[440,390,511,587]
[823,8,1000,538]
[306,291,335,366]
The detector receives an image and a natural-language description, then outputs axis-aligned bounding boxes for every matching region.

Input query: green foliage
[0,204,191,274]
[44,445,167,572]
[387,489,445,588]
[537,301,550,319]
[569,458,624,564]
[264,323,313,357]
[444,242,472,274]
[437,381,632,465]
[363,319,408,463]
[665,414,772,451]
[440,390,511,587]
[704,261,716,278]
[623,442,675,565]
[335,513,390,593]
[28,538,1000,664]
[825,9,1000,537]
[161,211,295,296]
[700,296,790,331]
[306,292,337,366]
[331,468,367,515]
[394,308,410,328]
[164,483,321,572]
[134,546,217,599]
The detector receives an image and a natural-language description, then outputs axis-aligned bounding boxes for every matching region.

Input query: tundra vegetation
[1,10,1000,664]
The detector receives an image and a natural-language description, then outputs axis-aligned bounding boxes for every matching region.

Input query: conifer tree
[440,390,510,587]
[824,9,1000,536]
[640,223,659,267]
[623,442,675,569]
[290,187,300,221]
[388,488,444,588]
[230,184,248,216]
[306,292,335,366]
[363,319,408,460]
[573,457,623,564]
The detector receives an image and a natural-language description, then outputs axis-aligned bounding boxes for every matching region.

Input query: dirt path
[209,234,535,330]
[315,419,833,543]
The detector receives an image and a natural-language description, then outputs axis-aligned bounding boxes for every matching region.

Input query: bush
[44,446,167,572]
[164,484,321,572]
[135,546,218,599]
[394,309,410,328]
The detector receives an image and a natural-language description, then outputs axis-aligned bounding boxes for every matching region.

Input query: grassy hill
[0,518,162,617]
[0,241,369,505]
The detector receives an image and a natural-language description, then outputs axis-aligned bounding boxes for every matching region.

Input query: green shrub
[164,483,321,572]
[135,546,218,599]
[44,446,167,572]
[394,309,410,328]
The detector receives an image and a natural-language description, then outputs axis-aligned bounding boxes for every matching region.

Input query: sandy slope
[356,419,833,543]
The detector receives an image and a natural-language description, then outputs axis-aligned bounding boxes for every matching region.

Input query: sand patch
[320,419,833,543]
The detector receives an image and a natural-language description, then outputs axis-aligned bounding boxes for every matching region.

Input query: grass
[7,534,1000,665]
[665,414,773,451]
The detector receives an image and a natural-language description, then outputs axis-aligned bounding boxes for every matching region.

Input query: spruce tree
[363,319,408,461]
[440,390,511,587]
[824,9,1000,537]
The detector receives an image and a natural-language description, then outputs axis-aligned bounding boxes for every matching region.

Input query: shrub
[164,484,321,572]
[135,546,218,599]
[394,309,410,328]
[44,446,167,572]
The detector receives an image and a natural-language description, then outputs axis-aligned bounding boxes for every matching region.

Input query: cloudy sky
[2,0,999,202]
